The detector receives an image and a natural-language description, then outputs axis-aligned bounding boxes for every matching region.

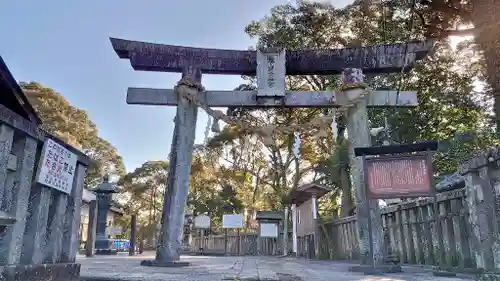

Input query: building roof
[82,188,97,202]
[81,188,124,215]
[0,55,41,124]
[286,183,331,206]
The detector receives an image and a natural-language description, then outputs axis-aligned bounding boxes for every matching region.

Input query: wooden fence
[196,188,479,269]
[320,188,474,268]
[193,228,289,256]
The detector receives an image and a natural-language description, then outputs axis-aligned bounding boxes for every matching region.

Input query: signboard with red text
[36,138,77,194]
[365,154,433,199]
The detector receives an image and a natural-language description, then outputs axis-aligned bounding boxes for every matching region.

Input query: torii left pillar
[141,67,200,267]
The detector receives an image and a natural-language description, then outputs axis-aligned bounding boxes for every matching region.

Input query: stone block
[348,264,402,275]
[0,263,80,281]
[140,259,190,267]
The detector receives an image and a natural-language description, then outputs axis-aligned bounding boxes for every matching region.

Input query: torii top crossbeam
[110,37,434,75]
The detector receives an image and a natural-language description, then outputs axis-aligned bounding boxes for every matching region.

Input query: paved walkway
[78,253,474,281]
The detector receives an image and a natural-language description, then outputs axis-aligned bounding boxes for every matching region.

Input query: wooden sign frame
[363,153,434,199]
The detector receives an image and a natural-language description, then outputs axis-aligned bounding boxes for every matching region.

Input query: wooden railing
[193,229,289,256]
[319,188,475,268]
[195,188,477,270]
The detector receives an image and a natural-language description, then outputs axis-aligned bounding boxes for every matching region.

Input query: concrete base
[95,249,117,255]
[476,273,500,280]
[189,251,227,256]
[140,259,190,267]
[432,270,457,278]
[0,263,80,281]
[348,264,402,275]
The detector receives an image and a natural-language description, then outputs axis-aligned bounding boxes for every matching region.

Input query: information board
[194,214,211,229]
[36,138,77,194]
[365,154,433,199]
[108,226,122,236]
[260,223,278,238]
[222,214,243,229]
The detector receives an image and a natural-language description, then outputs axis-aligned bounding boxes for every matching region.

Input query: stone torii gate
[110,37,433,267]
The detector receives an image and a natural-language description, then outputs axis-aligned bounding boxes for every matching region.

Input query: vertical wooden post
[129,214,137,256]
[237,228,241,255]
[311,195,319,259]
[86,199,98,257]
[283,206,289,256]
[257,223,261,255]
[343,68,384,267]
[200,229,205,251]
[291,204,298,256]
[224,228,228,255]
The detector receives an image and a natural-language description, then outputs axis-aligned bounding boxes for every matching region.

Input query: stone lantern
[93,174,118,255]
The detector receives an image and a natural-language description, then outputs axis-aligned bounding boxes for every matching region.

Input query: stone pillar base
[0,263,80,281]
[432,270,457,277]
[348,264,402,275]
[95,249,118,255]
[140,260,190,267]
[475,273,500,281]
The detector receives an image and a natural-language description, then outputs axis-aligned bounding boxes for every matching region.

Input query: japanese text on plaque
[36,138,77,194]
[366,155,432,198]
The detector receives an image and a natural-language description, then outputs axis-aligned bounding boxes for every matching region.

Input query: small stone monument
[93,174,118,255]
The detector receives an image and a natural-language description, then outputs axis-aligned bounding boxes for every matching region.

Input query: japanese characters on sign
[365,154,433,199]
[267,55,276,88]
[256,49,286,97]
[36,138,77,194]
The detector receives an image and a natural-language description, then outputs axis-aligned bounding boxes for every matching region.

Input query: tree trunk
[339,167,354,217]
[472,0,500,133]
[338,120,353,217]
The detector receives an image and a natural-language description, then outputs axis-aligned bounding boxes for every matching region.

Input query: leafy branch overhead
[199,0,496,219]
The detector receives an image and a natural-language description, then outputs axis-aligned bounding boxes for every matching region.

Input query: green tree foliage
[203,0,496,218]
[364,0,500,133]
[21,81,125,187]
[117,160,168,242]
[117,155,247,238]
[116,0,499,234]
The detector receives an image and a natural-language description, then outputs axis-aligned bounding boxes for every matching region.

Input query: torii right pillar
[342,68,401,272]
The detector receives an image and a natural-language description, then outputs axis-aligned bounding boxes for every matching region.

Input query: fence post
[129,214,136,256]
[86,200,98,257]
[283,206,289,255]
[237,228,241,255]
[224,228,228,255]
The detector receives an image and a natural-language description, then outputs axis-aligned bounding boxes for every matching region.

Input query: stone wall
[0,104,89,281]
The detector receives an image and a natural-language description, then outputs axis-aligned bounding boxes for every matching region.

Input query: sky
[0,0,354,172]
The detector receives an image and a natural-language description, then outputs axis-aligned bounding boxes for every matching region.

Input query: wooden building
[288,183,330,258]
